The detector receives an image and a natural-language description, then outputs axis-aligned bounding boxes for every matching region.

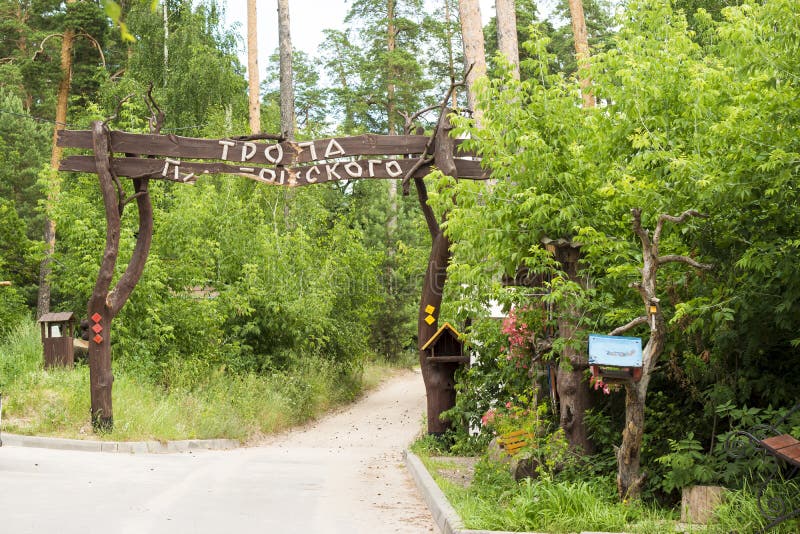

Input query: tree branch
[609,316,649,336]
[32,33,63,61]
[400,63,473,195]
[77,32,105,68]
[654,209,708,246]
[121,191,147,208]
[104,92,135,126]
[144,83,165,135]
[658,255,713,270]
[401,156,434,187]
[631,208,651,250]
[400,104,440,134]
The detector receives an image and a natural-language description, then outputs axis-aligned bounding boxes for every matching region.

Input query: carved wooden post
[88,121,153,431]
[416,109,461,435]
[546,239,594,454]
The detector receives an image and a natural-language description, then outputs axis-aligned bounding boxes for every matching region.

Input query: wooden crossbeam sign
[55,117,485,435]
[57,130,487,186]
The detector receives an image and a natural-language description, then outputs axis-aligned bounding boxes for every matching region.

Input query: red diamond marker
[93,334,103,344]
[91,313,102,323]
[92,323,103,334]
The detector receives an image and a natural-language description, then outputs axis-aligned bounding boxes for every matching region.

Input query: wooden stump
[681,485,726,524]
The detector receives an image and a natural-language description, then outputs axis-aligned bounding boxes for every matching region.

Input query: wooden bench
[761,433,800,469]
[729,402,799,532]
[498,429,533,456]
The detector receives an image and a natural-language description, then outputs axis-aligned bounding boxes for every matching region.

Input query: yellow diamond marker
[425,315,436,325]
[425,305,435,314]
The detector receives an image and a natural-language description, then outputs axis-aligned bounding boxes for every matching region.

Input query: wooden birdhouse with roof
[421,323,468,364]
[38,311,75,369]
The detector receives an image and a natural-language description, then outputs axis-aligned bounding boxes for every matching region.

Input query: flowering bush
[589,373,612,395]
[480,397,540,436]
[500,307,534,369]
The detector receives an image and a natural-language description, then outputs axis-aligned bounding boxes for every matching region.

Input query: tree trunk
[444,0,457,108]
[613,208,711,500]
[38,0,76,318]
[618,381,647,500]
[387,0,397,135]
[495,0,519,79]
[548,240,594,453]
[457,0,487,124]
[163,0,169,87]
[567,0,595,108]
[277,0,295,222]
[277,0,294,140]
[387,0,398,238]
[247,0,260,134]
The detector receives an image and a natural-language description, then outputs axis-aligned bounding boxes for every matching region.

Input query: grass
[413,437,800,533]
[424,455,675,533]
[411,436,800,534]
[707,480,800,534]
[0,320,411,442]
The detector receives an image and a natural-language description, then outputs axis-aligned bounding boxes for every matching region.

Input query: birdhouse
[38,312,75,369]
[421,323,468,364]
[588,334,642,384]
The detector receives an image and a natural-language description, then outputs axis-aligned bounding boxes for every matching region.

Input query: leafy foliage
[441,0,800,503]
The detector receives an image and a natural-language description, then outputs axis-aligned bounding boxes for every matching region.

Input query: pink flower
[505,401,513,409]
[481,408,497,426]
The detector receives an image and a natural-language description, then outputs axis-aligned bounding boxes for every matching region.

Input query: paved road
[0,369,437,534]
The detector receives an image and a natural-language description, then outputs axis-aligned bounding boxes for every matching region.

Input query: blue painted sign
[588,334,642,368]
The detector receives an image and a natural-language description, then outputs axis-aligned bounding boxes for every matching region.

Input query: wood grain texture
[60,155,489,184]
[58,130,475,164]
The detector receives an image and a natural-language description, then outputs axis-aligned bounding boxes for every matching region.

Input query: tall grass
[0,320,391,441]
[418,452,675,534]
[709,481,800,534]
[417,442,800,534]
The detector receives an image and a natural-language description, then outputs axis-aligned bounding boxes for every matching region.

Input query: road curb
[405,449,466,534]
[0,432,239,453]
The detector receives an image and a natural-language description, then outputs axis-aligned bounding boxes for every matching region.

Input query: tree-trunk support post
[88,120,153,431]
[416,110,459,435]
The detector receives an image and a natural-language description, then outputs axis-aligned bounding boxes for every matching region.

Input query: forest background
[0,0,799,513]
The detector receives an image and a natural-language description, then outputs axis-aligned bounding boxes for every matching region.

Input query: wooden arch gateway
[57,113,488,433]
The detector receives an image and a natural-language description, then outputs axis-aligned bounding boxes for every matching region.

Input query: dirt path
[0,368,438,534]
[261,367,437,532]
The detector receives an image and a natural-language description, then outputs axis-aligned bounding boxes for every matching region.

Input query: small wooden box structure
[588,334,642,383]
[38,312,75,368]
[422,322,469,364]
